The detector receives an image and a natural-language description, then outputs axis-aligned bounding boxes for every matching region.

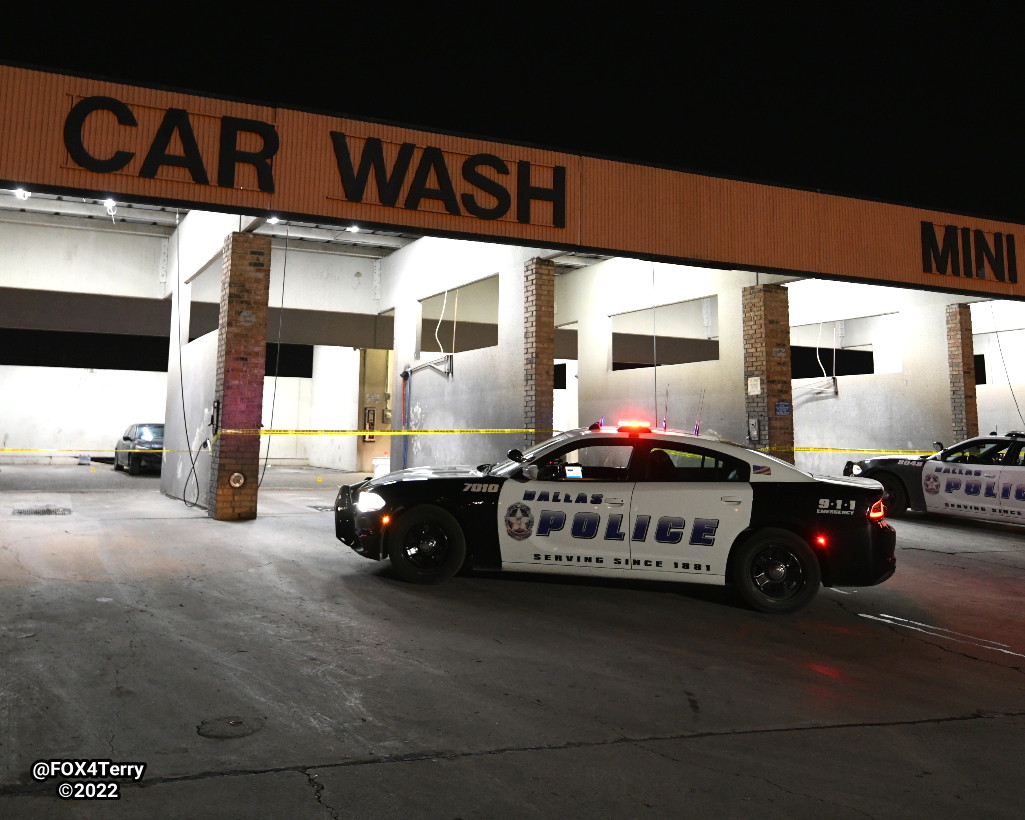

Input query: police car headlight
[850,464,863,476]
[355,491,387,512]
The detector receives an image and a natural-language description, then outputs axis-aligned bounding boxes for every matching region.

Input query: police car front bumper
[334,483,387,560]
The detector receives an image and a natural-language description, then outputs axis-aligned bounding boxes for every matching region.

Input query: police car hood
[860,453,933,467]
[368,464,487,487]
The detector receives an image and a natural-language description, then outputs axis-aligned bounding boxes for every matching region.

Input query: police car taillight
[868,499,886,520]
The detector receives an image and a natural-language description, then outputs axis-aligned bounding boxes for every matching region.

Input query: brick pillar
[743,284,794,463]
[946,303,978,442]
[207,232,271,521]
[524,257,556,448]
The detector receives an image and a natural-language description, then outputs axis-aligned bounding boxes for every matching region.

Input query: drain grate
[13,506,73,516]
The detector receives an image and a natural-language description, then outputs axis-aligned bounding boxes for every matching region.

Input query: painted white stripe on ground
[860,614,1025,658]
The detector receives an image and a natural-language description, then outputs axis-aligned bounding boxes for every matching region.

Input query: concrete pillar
[946,303,978,441]
[524,257,556,448]
[207,232,271,520]
[743,283,794,463]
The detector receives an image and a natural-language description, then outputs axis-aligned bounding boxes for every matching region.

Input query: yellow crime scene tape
[1,427,935,456]
[218,428,549,437]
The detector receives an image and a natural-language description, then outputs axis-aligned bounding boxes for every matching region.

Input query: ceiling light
[346,225,360,233]
[13,188,30,200]
[267,216,280,225]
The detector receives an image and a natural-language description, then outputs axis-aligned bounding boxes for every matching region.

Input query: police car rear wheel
[732,529,820,613]
[387,505,467,585]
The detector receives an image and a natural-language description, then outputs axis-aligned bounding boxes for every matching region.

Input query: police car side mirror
[508,448,526,463]
[522,464,539,480]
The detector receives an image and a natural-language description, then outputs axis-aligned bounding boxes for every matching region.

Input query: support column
[946,303,978,441]
[207,232,271,521]
[523,257,556,448]
[743,283,794,463]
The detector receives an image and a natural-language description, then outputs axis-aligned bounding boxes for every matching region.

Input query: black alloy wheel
[387,505,467,584]
[731,529,821,613]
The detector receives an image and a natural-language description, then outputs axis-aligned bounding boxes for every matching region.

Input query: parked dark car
[114,423,165,475]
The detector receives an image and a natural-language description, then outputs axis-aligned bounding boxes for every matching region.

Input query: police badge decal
[504,502,534,540]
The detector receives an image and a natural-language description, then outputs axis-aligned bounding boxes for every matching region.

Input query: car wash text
[922,221,1018,284]
[62,96,567,228]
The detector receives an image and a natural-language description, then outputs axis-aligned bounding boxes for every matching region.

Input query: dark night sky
[2,5,1021,222]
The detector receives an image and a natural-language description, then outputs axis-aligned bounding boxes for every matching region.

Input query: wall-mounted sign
[2,64,1023,300]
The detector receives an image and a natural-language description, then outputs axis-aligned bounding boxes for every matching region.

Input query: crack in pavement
[303,769,339,819]
[2,709,1022,796]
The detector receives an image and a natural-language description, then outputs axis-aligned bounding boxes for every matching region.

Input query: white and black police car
[336,421,896,613]
[843,430,1025,524]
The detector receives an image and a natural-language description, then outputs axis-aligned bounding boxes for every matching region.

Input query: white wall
[560,259,792,443]
[790,285,980,474]
[259,376,314,464]
[384,238,547,468]
[0,365,166,464]
[161,330,217,506]
[0,217,167,298]
[306,346,360,471]
[189,240,383,315]
[972,299,1025,435]
[553,358,579,433]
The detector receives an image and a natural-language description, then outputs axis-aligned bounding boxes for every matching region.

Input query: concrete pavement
[1,466,1023,817]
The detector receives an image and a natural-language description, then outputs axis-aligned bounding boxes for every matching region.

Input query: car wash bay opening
[1,63,1022,519]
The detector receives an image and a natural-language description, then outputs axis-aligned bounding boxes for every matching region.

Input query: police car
[843,431,1025,524]
[335,422,896,613]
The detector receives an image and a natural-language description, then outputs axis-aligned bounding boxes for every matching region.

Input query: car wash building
[2,63,1023,520]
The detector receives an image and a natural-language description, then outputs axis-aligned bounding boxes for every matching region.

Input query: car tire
[127,456,140,476]
[731,529,821,613]
[874,472,909,517]
[113,455,122,471]
[387,505,467,585]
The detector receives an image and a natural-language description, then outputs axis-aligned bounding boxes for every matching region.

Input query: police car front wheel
[731,529,821,613]
[387,505,467,585]
[875,473,909,517]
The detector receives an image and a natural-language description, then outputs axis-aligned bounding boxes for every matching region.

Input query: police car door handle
[606,498,625,506]
[721,496,744,504]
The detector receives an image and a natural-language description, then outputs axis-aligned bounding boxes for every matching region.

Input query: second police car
[335,422,896,613]
[843,430,1025,523]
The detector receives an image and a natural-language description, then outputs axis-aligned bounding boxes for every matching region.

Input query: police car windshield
[489,431,580,478]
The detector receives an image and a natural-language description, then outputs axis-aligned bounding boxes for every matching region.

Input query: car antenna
[693,388,705,435]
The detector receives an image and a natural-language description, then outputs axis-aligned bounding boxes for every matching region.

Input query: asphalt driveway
[1,467,1023,818]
